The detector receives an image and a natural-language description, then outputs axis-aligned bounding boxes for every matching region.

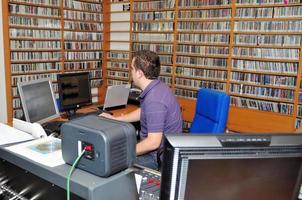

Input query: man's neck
[140,79,153,91]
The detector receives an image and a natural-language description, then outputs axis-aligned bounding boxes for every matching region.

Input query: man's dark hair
[132,50,161,79]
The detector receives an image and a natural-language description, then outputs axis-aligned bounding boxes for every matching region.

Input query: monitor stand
[65,109,86,120]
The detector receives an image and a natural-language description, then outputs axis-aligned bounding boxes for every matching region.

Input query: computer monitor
[103,84,131,110]
[160,134,302,200]
[57,72,91,115]
[17,79,60,124]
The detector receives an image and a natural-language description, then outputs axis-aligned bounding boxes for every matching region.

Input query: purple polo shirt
[139,79,183,161]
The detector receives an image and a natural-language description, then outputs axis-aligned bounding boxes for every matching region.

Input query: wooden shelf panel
[235,3,302,8]
[177,97,195,122]
[9,1,60,9]
[178,5,232,10]
[227,106,295,133]
[229,93,294,104]
[175,75,227,83]
[9,13,61,20]
[229,80,296,90]
[230,68,297,77]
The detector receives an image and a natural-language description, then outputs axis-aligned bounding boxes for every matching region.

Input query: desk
[0,146,138,200]
[80,104,138,116]
[57,104,139,122]
[0,105,143,199]
[0,105,140,200]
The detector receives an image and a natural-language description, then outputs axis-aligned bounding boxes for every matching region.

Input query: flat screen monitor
[17,79,60,124]
[57,72,91,112]
[160,134,302,200]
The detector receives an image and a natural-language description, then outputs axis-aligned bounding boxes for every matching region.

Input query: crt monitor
[160,134,302,200]
[17,78,60,124]
[57,72,91,112]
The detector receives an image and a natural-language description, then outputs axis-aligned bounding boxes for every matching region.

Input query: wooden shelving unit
[104,0,131,88]
[3,0,104,124]
[3,0,302,132]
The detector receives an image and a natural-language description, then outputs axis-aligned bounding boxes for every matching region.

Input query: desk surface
[57,104,138,122]
[0,145,138,200]
[80,104,138,116]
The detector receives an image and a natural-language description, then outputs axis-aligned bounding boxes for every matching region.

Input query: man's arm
[136,132,163,155]
[99,108,141,123]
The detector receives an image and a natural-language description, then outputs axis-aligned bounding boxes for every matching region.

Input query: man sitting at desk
[100,50,183,170]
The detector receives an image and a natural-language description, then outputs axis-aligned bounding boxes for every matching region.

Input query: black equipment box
[61,115,136,177]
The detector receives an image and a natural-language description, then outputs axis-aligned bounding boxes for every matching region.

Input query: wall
[0,2,8,124]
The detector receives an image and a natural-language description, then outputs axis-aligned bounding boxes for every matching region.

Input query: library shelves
[63,0,104,104]
[132,0,176,87]
[230,0,302,132]
[4,0,104,121]
[129,0,302,132]
[105,0,131,87]
[4,0,302,132]
[178,0,302,132]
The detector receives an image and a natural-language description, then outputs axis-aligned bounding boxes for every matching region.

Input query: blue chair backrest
[190,88,230,134]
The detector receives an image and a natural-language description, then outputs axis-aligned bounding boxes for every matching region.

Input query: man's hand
[99,112,117,120]
[99,108,141,123]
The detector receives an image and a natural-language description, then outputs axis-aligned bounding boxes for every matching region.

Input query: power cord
[66,148,86,200]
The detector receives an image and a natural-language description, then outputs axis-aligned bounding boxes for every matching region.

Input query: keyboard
[42,121,63,135]
[42,109,114,135]
[68,109,113,120]
[90,108,114,115]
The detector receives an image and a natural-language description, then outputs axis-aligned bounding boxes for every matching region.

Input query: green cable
[67,148,86,200]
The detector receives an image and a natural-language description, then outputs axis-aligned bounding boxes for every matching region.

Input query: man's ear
[137,69,144,78]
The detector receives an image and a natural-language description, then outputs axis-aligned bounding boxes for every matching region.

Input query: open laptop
[99,84,131,111]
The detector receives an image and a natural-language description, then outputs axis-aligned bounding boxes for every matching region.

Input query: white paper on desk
[6,137,65,167]
[135,174,142,194]
[0,123,34,145]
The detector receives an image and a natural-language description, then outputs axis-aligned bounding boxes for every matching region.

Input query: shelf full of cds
[4,0,104,120]
[131,0,302,132]
[131,0,176,87]
[105,1,131,86]
[4,0,302,132]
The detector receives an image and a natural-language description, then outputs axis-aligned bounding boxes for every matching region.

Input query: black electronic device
[0,160,83,200]
[42,121,64,135]
[160,134,302,200]
[17,79,60,124]
[128,88,141,105]
[134,165,161,200]
[57,72,91,119]
[61,115,136,177]
[0,145,138,200]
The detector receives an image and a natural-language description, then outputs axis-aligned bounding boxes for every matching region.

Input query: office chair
[190,88,230,134]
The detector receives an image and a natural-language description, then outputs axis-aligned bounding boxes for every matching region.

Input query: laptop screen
[103,84,131,109]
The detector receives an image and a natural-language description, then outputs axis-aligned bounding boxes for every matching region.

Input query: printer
[61,115,136,177]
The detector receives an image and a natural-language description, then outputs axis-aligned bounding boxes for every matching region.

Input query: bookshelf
[229,0,302,132]
[2,0,302,132]
[174,0,231,130]
[127,0,302,133]
[105,0,131,87]
[132,0,175,87]
[3,0,104,124]
[63,0,103,103]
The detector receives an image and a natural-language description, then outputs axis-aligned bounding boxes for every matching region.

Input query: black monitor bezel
[57,72,92,111]
[160,134,302,200]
